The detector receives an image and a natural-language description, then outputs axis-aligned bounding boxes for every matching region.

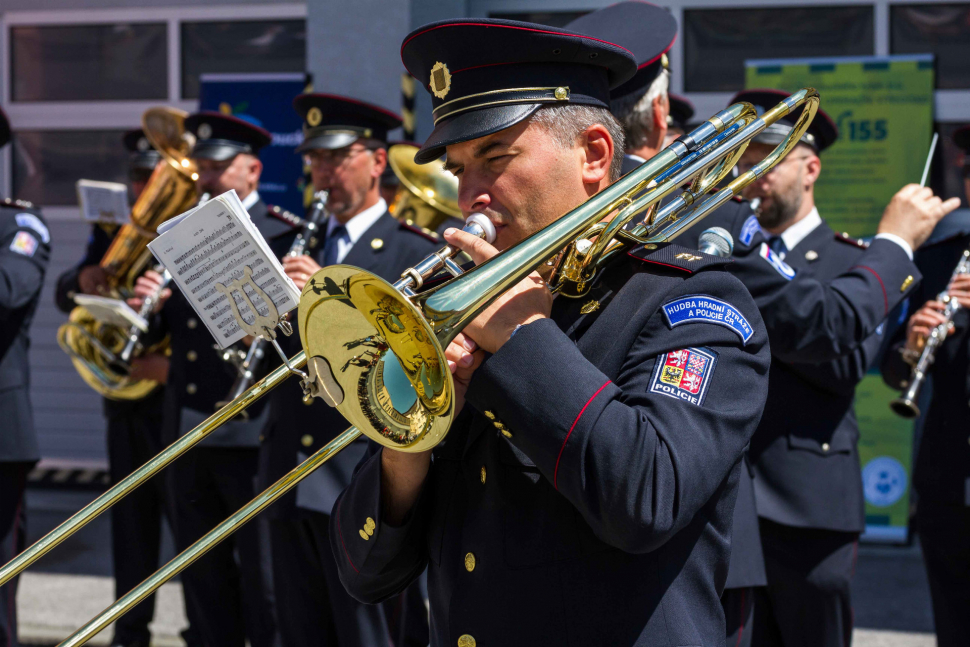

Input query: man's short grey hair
[609,69,670,151]
[530,103,627,181]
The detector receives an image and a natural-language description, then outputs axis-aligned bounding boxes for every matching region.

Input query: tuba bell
[387,143,462,232]
[57,107,200,400]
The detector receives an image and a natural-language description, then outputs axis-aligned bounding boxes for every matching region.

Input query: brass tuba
[387,143,462,232]
[57,107,199,400]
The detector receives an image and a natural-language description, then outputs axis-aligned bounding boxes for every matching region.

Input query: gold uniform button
[370,238,384,250]
[483,410,495,420]
[301,434,314,447]
[258,434,265,443]
[187,350,198,361]
[186,383,197,395]
[821,443,830,452]
[901,275,914,292]
[187,318,198,329]
[480,466,486,484]
[457,635,476,647]
[501,429,513,439]
[464,552,476,572]
[805,250,818,261]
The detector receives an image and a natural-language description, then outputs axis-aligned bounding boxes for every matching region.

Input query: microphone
[698,226,734,258]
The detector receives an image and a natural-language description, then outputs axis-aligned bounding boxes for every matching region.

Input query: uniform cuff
[873,233,913,260]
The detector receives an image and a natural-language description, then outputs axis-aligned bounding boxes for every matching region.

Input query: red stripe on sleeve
[554,380,612,490]
[851,265,888,315]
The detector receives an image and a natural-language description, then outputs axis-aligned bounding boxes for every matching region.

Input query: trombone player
[329,18,771,645]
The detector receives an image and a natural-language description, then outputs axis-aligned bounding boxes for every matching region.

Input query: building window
[683,6,874,93]
[489,11,589,28]
[181,20,306,99]
[891,4,970,90]
[10,23,168,102]
[12,130,129,206]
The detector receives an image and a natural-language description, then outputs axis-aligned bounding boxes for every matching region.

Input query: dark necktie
[768,236,788,260]
[323,224,347,266]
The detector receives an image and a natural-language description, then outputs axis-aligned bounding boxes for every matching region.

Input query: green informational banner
[745,54,934,237]
[854,373,914,543]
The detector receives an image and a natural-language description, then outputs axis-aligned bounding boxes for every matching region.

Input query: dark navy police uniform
[0,106,51,647]
[259,93,437,647]
[160,113,285,647]
[882,195,970,644]
[331,18,771,647]
[54,129,168,647]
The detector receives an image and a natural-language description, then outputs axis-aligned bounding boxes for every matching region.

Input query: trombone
[9,89,817,645]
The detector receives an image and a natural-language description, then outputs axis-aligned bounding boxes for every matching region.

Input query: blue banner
[199,72,308,215]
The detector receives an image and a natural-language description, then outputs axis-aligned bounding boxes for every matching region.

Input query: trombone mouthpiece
[464,213,496,244]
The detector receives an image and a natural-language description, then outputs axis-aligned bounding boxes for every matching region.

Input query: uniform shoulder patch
[758,243,796,280]
[739,214,761,247]
[267,204,303,228]
[9,231,38,257]
[649,347,718,406]
[662,294,754,345]
[627,243,732,273]
[15,213,50,243]
[399,221,440,243]
[834,232,868,249]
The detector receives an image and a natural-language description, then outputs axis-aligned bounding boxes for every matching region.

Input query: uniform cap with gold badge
[730,88,839,153]
[564,2,677,103]
[122,128,162,172]
[184,111,273,162]
[293,93,403,152]
[401,17,637,164]
[0,106,10,150]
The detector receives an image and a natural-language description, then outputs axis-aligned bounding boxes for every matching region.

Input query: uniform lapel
[341,211,395,271]
[786,220,831,274]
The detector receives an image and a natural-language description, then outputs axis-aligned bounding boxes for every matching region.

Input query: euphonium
[57,108,199,400]
[387,143,462,232]
[10,91,817,645]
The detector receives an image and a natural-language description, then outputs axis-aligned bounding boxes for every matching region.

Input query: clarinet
[107,267,173,377]
[891,248,970,418]
[216,191,329,412]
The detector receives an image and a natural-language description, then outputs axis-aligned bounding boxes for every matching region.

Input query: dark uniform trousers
[55,223,170,646]
[259,211,439,647]
[161,198,295,647]
[0,201,51,647]
[881,232,970,647]
[331,243,772,646]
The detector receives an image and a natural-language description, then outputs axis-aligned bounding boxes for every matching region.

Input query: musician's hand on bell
[877,184,962,251]
[906,300,948,352]
[126,270,171,313]
[77,265,109,296]
[129,352,170,384]
[946,273,970,309]
[445,332,485,413]
[282,255,322,291]
[443,227,552,354]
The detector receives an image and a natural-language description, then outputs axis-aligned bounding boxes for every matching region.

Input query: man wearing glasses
[260,93,438,647]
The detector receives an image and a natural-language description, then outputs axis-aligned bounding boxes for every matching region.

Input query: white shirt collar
[626,153,647,164]
[241,189,260,211]
[778,206,822,253]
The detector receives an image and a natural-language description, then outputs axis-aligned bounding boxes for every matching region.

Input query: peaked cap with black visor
[293,93,402,153]
[731,88,839,153]
[402,18,638,164]
[184,111,273,162]
[565,2,677,103]
[122,128,162,171]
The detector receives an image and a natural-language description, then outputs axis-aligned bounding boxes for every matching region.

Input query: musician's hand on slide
[906,300,948,352]
[283,255,322,291]
[445,332,485,414]
[947,273,970,309]
[877,185,961,251]
[126,270,171,313]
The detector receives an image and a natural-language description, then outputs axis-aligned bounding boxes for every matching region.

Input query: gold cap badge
[307,106,323,127]
[430,61,452,99]
[197,123,212,140]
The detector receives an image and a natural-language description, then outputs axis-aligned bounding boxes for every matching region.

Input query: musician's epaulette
[627,242,732,273]
[399,220,440,243]
[1,197,36,210]
[834,232,868,249]
[267,204,303,228]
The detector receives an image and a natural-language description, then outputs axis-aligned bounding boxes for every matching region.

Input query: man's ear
[652,94,669,135]
[248,156,263,184]
[371,147,388,179]
[582,123,613,186]
[804,153,821,188]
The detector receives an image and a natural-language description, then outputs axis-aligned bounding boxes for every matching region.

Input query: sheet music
[148,190,300,348]
[73,295,148,332]
[76,180,131,225]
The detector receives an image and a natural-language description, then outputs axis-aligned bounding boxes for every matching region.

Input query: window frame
[0,4,307,204]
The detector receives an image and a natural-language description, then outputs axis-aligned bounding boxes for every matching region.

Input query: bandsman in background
[0,107,51,647]
[881,126,970,647]
[54,129,171,647]
[259,93,437,647]
[330,17,772,645]
[131,112,296,647]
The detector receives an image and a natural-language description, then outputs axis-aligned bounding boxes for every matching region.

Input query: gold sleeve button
[480,466,486,484]
[464,552,476,572]
[457,635,476,647]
